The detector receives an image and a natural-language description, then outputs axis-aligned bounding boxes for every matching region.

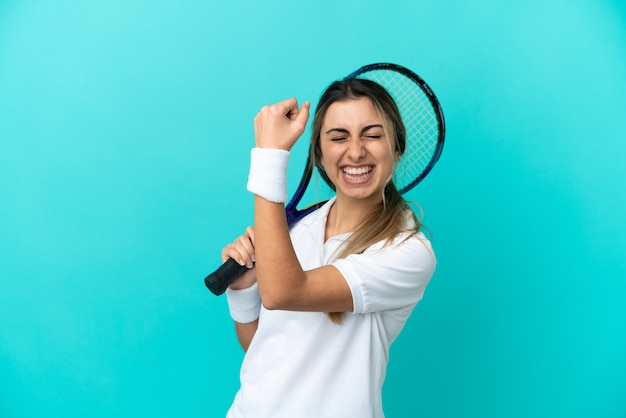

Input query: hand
[222,226,257,290]
[254,98,310,151]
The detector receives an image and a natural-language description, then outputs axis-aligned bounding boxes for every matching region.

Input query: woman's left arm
[251,99,353,313]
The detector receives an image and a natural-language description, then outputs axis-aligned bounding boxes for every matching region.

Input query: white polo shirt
[227,198,436,418]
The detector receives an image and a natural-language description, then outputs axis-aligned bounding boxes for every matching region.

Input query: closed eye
[362,124,384,140]
[325,127,349,142]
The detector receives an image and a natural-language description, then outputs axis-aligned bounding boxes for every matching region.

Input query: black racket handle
[204,258,249,296]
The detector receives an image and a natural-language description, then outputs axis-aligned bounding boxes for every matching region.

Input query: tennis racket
[204,62,445,295]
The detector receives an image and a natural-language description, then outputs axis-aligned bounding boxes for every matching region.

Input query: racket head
[285,63,445,225]
[346,63,445,194]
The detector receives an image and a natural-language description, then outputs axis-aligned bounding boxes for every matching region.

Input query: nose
[347,138,366,161]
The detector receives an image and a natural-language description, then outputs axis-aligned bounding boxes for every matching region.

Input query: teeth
[343,166,372,175]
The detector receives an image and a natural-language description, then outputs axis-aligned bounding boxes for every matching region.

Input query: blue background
[1,1,625,417]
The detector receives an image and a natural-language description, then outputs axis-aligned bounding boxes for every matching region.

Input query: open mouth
[341,165,373,182]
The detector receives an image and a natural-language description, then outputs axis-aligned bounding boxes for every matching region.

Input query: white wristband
[225,282,261,323]
[247,148,290,203]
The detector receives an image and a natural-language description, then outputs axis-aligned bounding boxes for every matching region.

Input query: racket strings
[355,70,440,192]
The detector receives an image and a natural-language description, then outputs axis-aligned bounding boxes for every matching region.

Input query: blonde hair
[309,78,421,324]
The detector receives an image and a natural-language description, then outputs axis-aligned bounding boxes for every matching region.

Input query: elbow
[260,289,291,311]
[256,267,307,310]
[258,279,301,311]
[261,298,281,311]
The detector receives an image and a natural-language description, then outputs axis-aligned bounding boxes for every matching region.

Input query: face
[319,97,397,205]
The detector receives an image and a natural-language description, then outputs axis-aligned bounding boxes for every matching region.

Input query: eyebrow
[324,124,384,135]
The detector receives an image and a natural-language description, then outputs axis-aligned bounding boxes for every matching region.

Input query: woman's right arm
[222,227,259,351]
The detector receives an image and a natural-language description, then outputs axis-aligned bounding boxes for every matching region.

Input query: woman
[221,78,436,418]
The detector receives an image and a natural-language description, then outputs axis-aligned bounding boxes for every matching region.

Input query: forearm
[234,320,258,352]
[253,196,307,308]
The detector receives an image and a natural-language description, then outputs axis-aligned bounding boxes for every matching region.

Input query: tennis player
[221,78,436,418]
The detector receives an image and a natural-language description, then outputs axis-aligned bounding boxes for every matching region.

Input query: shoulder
[366,231,435,262]
[332,231,436,314]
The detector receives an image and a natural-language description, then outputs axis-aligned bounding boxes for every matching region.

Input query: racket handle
[204,258,249,296]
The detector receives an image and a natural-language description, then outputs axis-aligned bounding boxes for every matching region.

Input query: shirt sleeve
[331,233,436,314]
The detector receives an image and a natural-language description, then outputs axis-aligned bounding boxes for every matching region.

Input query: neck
[325,195,381,240]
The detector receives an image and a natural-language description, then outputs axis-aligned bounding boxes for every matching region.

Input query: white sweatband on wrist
[225,282,261,323]
[247,148,290,203]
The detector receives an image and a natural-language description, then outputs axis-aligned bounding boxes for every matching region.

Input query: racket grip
[204,258,249,296]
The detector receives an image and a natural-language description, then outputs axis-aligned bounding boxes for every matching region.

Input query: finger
[227,231,256,267]
[221,244,243,264]
[236,235,255,261]
[221,232,254,266]
[295,101,310,126]
[245,226,256,261]
[222,244,253,267]
[245,226,255,246]
[280,98,299,120]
